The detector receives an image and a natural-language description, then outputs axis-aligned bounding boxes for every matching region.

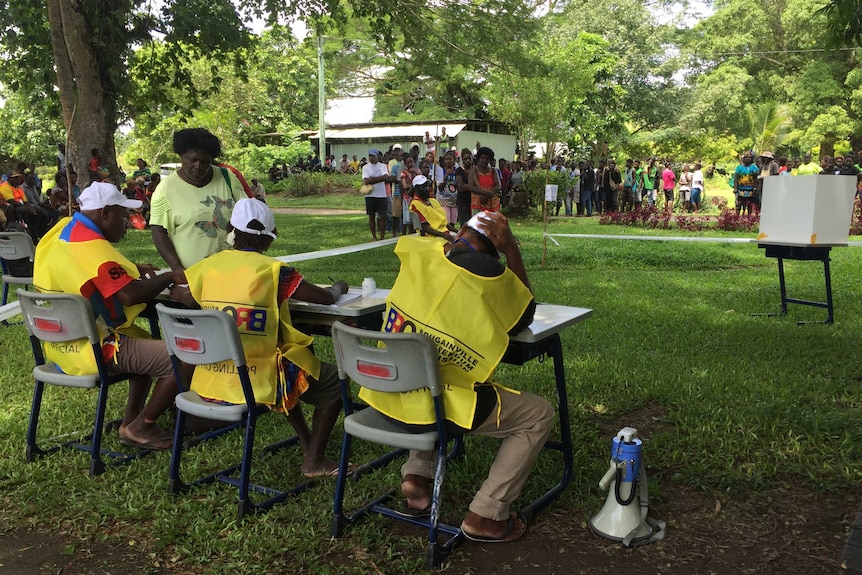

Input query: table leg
[777,257,788,315]
[520,333,573,523]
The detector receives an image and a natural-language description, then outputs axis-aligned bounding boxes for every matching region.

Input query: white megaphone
[589,427,666,547]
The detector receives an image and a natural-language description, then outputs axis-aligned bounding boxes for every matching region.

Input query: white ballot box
[757,175,857,246]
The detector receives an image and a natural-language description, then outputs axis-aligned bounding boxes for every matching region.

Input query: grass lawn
[2,213,861,573]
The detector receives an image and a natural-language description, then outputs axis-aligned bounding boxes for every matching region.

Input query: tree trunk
[850,135,862,156]
[820,139,835,160]
[46,0,120,187]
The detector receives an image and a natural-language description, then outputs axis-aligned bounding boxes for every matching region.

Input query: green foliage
[279,172,361,197]
[225,141,313,179]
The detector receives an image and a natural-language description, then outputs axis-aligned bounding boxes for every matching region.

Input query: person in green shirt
[150,128,246,271]
[795,153,822,176]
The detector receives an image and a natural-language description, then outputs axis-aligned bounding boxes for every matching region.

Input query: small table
[757,243,840,324]
[288,288,390,332]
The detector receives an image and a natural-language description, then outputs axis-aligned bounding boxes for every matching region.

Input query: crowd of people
[360,141,525,241]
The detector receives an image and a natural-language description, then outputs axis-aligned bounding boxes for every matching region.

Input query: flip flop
[461,512,527,544]
[391,504,433,519]
[302,462,355,479]
[118,435,173,451]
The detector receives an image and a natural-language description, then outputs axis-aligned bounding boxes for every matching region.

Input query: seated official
[408,175,458,241]
[171,198,351,478]
[360,211,550,543]
[33,182,186,450]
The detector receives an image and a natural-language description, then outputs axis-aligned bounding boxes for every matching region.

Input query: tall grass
[2,214,861,573]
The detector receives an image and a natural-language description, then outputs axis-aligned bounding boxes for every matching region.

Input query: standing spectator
[631,159,643,211]
[498,159,512,209]
[661,161,676,213]
[437,150,459,224]
[734,152,759,215]
[550,158,566,215]
[469,147,501,214]
[603,159,622,213]
[581,160,596,216]
[756,151,780,211]
[362,149,390,241]
[796,152,821,175]
[150,128,246,271]
[455,149,474,225]
[566,161,580,216]
[691,162,705,213]
[836,155,860,176]
[678,165,692,212]
[572,161,584,216]
[389,146,406,237]
[424,131,436,157]
[642,158,659,207]
[400,155,420,235]
[621,159,635,212]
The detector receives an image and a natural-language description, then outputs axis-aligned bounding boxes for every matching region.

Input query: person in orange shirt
[1,172,51,238]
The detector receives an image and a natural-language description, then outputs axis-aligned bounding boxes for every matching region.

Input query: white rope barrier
[544,233,862,247]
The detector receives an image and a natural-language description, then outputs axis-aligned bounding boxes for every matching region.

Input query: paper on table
[334,292,362,306]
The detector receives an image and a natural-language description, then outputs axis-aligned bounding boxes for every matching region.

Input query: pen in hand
[328,276,337,284]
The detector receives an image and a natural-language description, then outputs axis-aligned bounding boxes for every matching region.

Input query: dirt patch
[444,485,852,574]
[0,529,180,575]
[0,485,852,574]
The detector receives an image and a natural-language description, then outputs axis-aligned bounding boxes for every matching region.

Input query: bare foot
[461,511,527,543]
[401,474,432,512]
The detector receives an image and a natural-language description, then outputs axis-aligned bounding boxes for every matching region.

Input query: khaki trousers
[401,387,554,521]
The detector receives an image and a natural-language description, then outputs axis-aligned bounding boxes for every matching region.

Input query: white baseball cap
[229,198,277,239]
[78,182,142,211]
[466,211,492,237]
[411,175,429,186]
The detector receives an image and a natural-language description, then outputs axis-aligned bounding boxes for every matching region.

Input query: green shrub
[278,172,362,197]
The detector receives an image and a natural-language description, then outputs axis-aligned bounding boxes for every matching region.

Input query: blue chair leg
[26,379,47,461]
[331,431,354,537]
[168,409,188,494]
[236,411,259,521]
[88,381,111,477]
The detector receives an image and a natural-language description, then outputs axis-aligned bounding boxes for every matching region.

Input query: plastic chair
[330,321,464,569]
[1,231,35,307]
[155,304,312,521]
[18,289,149,476]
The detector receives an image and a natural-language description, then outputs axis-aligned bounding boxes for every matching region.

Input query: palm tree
[748,102,793,154]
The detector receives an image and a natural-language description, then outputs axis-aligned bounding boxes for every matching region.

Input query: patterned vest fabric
[186,249,320,405]
[33,215,146,375]
[359,235,532,428]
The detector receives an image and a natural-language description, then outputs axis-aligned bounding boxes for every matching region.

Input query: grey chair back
[332,321,442,397]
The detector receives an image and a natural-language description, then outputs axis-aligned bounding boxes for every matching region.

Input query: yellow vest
[185,249,320,405]
[411,198,448,232]
[33,215,146,375]
[359,235,532,428]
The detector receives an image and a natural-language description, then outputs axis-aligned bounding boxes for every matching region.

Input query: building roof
[305,122,467,141]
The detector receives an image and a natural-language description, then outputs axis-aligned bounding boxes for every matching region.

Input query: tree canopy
[0,0,859,174]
